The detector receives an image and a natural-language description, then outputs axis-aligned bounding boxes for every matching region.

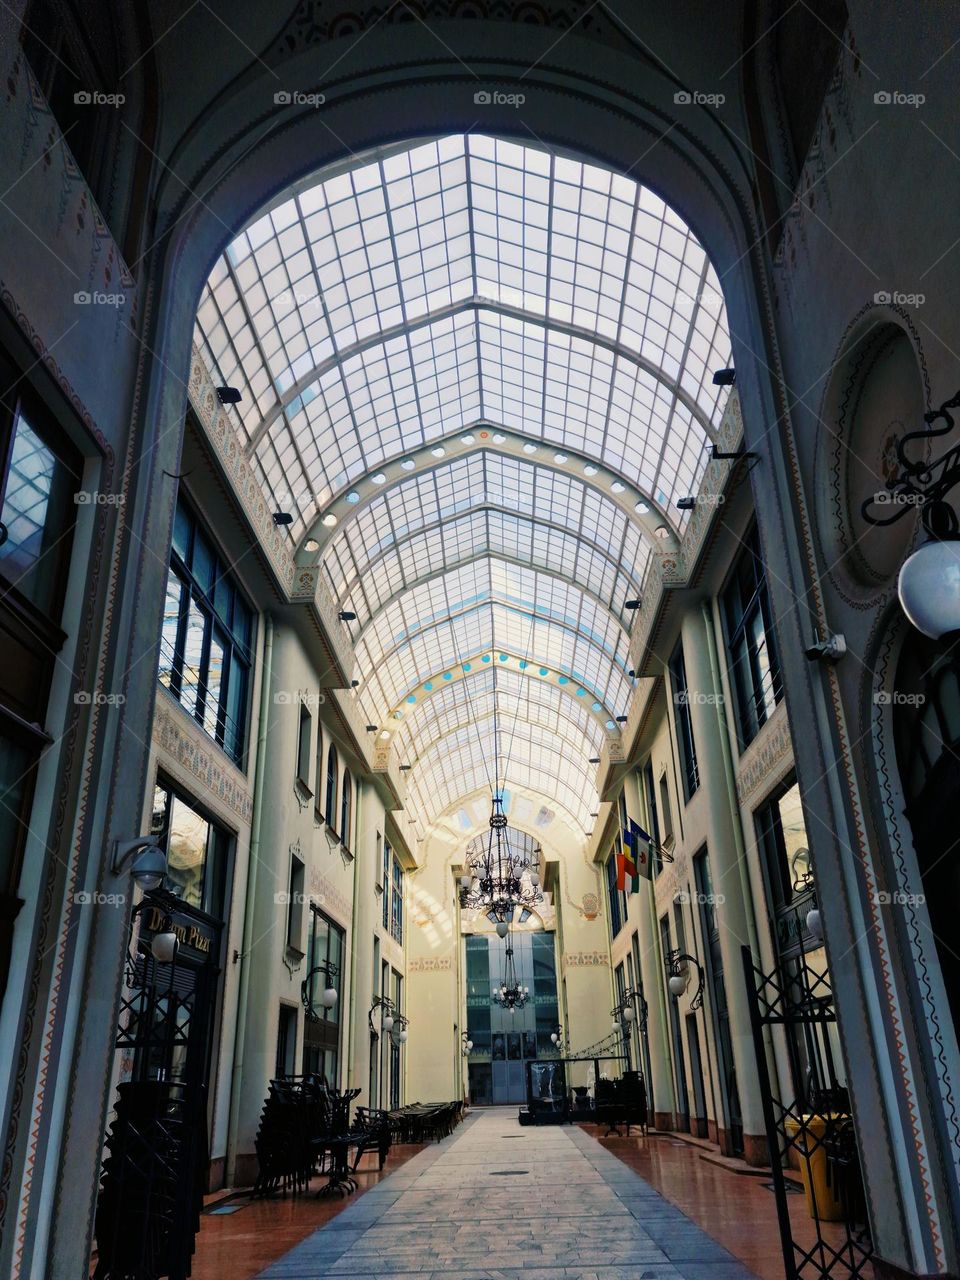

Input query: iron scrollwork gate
[740,945,873,1280]
[94,890,221,1280]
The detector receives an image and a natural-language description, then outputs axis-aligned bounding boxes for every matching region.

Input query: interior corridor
[256,1110,756,1280]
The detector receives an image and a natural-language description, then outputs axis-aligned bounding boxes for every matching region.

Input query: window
[340,769,352,850]
[314,725,325,820]
[0,393,80,622]
[722,525,783,750]
[642,761,662,877]
[382,838,391,929]
[390,971,403,1108]
[756,779,817,958]
[324,744,339,830]
[297,703,312,791]
[150,782,231,920]
[286,852,305,954]
[302,906,345,1084]
[669,641,700,801]
[276,1005,297,1077]
[391,854,403,944]
[658,773,674,846]
[158,497,254,767]
[606,848,623,939]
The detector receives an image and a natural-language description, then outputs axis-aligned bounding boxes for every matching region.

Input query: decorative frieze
[735,705,794,807]
[408,955,453,973]
[563,950,610,971]
[153,694,253,822]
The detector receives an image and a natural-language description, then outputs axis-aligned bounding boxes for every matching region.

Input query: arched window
[340,770,352,849]
[324,743,338,829]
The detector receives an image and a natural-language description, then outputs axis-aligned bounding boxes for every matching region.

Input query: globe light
[496,920,509,938]
[397,1028,409,1043]
[151,930,178,964]
[897,537,960,639]
[467,1039,474,1051]
[382,1013,394,1032]
[460,874,472,890]
[669,973,687,998]
[806,907,823,940]
[322,986,338,1008]
[550,1032,558,1044]
[622,1005,635,1022]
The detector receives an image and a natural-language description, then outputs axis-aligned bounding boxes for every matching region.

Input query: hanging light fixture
[492,941,529,1011]
[458,796,544,921]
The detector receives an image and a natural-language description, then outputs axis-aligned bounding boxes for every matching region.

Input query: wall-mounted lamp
[301,961,339,1022]
[712,368,736,386]
[273,511,294,526]
[216,386,242,404]
[461,1030,474,1056]
[111,838,168,891]
[151,918,179,964]
[339,610,357,621]
[667,949,705,1009]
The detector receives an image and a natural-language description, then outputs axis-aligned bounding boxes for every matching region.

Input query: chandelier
[458,796,544,923]
[492,941,529,1011]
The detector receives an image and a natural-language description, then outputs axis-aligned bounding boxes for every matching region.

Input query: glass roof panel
[195,132,732,833]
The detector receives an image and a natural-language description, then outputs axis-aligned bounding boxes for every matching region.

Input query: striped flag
[623,819,655,881]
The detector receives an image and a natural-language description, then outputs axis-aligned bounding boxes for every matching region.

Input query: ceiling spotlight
[677,497,696,510]
[589,812,599,818]
[625,599,641,610]
[628,669,636,678]
[589,756,600,764]
[273,511,293,526]
[712,367,736,386]
[322,513,338,528]
[216,386,242,405]
[304,538,320,552]
[338,610,356,621]
[351,679,360,687]
[616,715,628,723]
[365,724,378,732]
[400,764,412,771]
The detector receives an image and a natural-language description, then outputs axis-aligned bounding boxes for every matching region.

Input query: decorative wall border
[735,703,793,808]
[152,694,253,824]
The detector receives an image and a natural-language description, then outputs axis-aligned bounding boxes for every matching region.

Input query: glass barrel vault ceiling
[194,133,732,839]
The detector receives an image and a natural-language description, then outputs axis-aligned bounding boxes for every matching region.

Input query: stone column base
[653,1111,673,1131]
[741,1132,769,1166]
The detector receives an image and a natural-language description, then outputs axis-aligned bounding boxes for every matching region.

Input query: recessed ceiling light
[322,513,338,527]
[523,442,538,454]
[554,452,568,464]
[371,472,386,485]
[611,481,625,494]
[401,458,416,470]
[346,491,360,504]
[584,465,598,476]
[431,445,446,458]
[654,524,670,540]
[304,538,320,552]
[493,433,506,443]
[379,730,390,741]
[635,500,650,514]
[462,434,475,444]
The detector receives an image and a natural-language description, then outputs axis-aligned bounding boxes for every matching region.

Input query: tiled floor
[585,1124,851,1280]
[255,1109,760,1280]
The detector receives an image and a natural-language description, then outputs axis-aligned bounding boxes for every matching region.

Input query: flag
[622,845,640,894]
[624,819,655,881]
[615,851,627,891]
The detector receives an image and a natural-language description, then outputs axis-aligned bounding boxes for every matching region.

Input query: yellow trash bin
[783,1114,845,1222]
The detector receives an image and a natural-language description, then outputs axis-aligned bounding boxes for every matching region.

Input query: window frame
[324,743,339,831]
[721,525,784,751]
[668,639,700,801]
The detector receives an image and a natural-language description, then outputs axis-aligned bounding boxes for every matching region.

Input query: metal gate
[740,946,872,1280]
[94,890,221,1280]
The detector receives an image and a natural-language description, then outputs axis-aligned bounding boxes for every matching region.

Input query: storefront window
[302,906,345,1084]
[150,783,231,920]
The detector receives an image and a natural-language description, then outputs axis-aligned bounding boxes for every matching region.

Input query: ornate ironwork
[741,946,872,1280]
[667,949,705,1009]
[861,390,960,535]
[492,943,529,1010]
[368,994,409,1044]
[301,960,339,1023]
[459,795,544,921]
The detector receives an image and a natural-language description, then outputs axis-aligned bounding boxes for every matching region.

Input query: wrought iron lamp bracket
[861,391,960,535]
[300,960,339,1023]
[667,949,705,1010]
